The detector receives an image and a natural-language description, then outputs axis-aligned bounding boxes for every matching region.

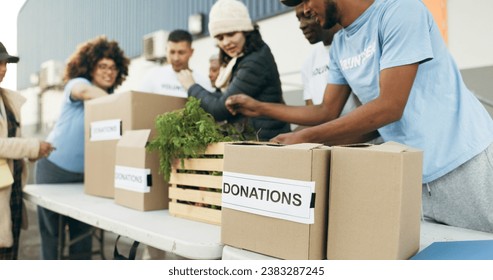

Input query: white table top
[23,183,223,260]
[24,183,493,260]
[420,219,493,250]
[222,219,493,260]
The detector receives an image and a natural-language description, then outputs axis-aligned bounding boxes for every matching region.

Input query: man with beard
[297,4,343,106]
[294,3,380,143]
[226,0,493,233]
[295,4,382,144]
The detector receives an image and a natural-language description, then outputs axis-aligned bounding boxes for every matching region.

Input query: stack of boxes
[220,142,423,260]
[84,91,186,209]
[84,93,423,259]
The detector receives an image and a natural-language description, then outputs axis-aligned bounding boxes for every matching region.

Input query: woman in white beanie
[178,0,290,141]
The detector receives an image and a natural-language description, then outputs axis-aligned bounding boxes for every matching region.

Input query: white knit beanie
[208,0,254,38]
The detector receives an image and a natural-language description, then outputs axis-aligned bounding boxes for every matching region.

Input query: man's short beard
[322,1,339,29]
[323,18,338,29]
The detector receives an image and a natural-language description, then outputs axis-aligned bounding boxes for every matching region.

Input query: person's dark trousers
[35,157,93,260]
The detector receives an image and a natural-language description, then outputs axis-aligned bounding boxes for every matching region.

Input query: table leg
[57,215,66,260]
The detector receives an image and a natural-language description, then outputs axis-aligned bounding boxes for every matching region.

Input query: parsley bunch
[147,97,231,182]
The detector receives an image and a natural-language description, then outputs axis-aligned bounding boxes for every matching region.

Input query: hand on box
[225,94,261,117]
[270,131,304,145]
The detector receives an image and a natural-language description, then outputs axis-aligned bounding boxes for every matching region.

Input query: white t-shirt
[301,42,360,116]
[137,64,213,98]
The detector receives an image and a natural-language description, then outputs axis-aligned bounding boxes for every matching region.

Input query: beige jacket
[0,88,40,248]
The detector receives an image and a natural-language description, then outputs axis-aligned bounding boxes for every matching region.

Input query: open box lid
[117,129,151,148]
[334,141,421,153]
[229,141,326,150]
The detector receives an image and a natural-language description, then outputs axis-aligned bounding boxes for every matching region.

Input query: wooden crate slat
[169,201,222,225]
[167,142,227,225]
[173,158,223,172]
[169,173,222,189]
[203,142,226,155]
[169,187,222,206]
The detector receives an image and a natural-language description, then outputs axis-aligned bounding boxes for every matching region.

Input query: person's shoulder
[257,42,272,56]
[66,77,91,88]
[385,0,419,7]
[63,77,91,101]
[1,87,18,96]
[378,0,421,15]
[330,29,346,51]
[303,42,328,66]
[243,43,274,65]
[313,41,325,49]
[1,87,26,106]
[313,42,329,56]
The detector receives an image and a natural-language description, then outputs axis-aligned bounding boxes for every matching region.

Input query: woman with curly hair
[177,0,290,141]
[35,36,129,259]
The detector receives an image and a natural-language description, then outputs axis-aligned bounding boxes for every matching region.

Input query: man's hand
[270,131,306,145]
[177,69,195,90]
[225,94,262,117]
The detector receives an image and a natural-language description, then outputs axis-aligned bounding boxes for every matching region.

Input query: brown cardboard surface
[84,91,185,198]
[327,141,422,260]
[114,129,169,211]
[221,143,331,260]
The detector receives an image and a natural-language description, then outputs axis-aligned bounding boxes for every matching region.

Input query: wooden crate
[168,142,225,225]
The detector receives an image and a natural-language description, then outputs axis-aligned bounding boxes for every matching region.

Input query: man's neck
[339,0,374,27]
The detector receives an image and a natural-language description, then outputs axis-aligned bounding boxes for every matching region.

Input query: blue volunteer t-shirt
[328,0,493,183]
[46,77,90,173]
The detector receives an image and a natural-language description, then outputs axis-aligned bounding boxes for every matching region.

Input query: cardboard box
[114,129,168,211]
[327,142,423,260]
[84,91,186,198]
[221,143,331,260]
[168,142,225,225]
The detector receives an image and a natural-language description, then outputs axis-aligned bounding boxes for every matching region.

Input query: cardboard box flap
[86,90,124,105]
[339,143,373,148]
[282,143,325,150]
[117,129,151,148]
[229,141,282,147]
[334,141,419,153]
[368,141,418,153]
[229,142,324,150]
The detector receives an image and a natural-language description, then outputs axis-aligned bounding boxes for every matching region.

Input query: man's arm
[226,83,351,126]
[273,63,419,145]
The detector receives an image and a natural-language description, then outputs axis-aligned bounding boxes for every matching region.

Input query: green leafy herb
[147,97,237,182]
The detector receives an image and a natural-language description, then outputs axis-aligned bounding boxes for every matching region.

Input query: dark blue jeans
[34,158,93,260]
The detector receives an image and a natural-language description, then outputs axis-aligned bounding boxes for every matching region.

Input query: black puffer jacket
[188,43,291,141]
